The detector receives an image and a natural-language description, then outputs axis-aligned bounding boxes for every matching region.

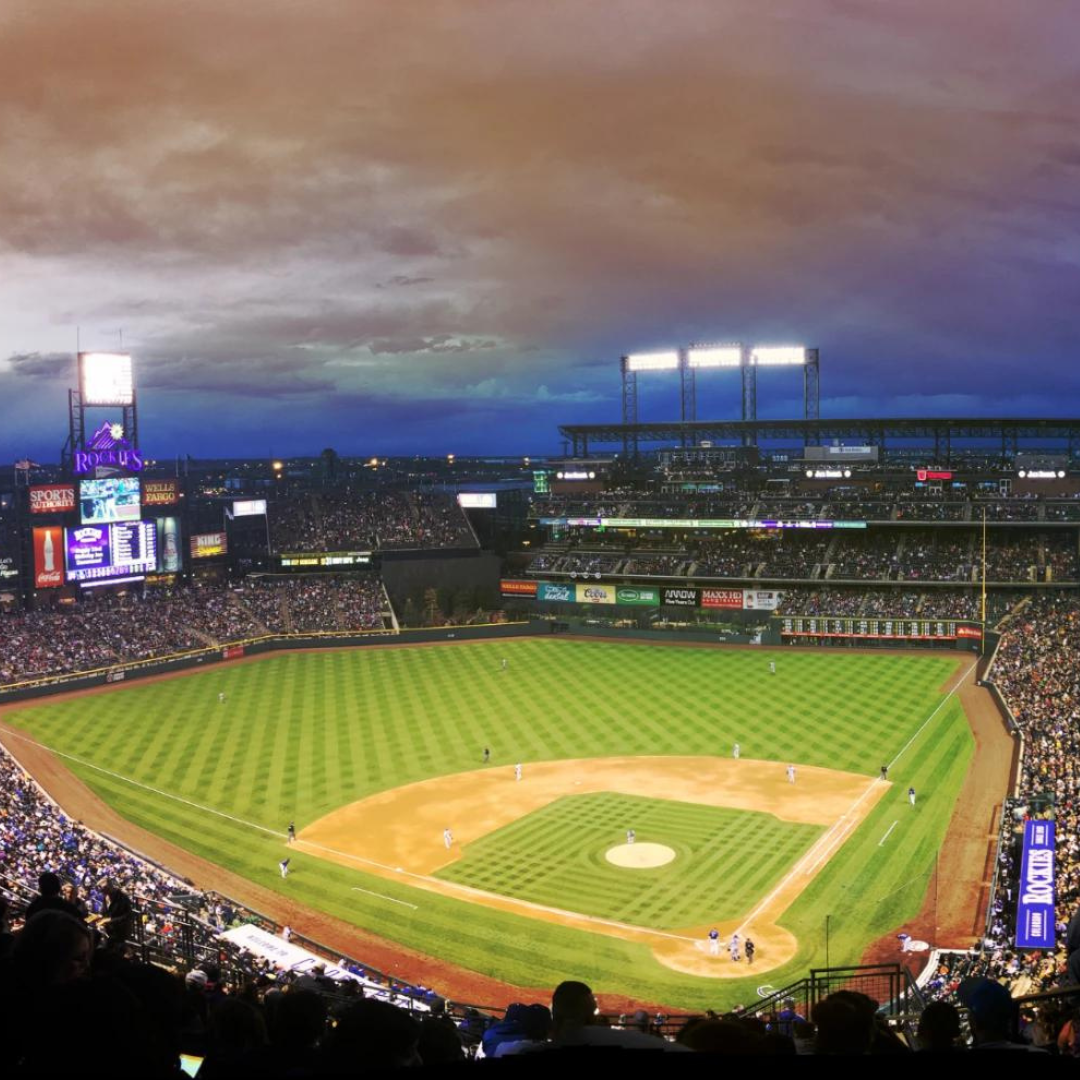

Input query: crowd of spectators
[268,491,475,553]
[1043,534,1079,581]
[984,537,1038,582]
[896,536,973,582]
[982,597,1080,998]
[621,554,688,576]
[691,535,769,577]
[756,535,832,578]
[776,588,988,621]
[829,533,901,580]
[243,578,387,633]
[0,578,388,687]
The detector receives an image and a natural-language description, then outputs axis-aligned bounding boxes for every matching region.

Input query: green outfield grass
[437,792,824,929]
[3,639,974,1009]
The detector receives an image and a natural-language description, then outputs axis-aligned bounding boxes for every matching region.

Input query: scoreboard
[777,616,982,641]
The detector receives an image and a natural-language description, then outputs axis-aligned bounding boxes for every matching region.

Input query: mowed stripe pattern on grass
[11,642,957,832]
[437,792,824,929]
[4,641,970,1009]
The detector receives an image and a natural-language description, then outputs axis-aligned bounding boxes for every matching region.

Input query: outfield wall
[0,622,540,705]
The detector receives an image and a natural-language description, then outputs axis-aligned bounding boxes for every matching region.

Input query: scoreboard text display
[777,616,982,640]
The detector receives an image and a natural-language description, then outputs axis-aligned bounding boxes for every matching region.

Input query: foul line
[351,887,418,910]
[0,728,284,838]
[0,726,698,943]
[888,657,978,772]
[878,820,899,847]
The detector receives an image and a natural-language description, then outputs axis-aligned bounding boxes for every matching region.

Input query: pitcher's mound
[605,842,676,868]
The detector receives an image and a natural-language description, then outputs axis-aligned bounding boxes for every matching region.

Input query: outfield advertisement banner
[661,586,699,607]
[500,579,538,597]
[700,588,743,609]
[743,590,783,611]
[537,582,575,603]
[1015,820,1055,950]
[615,586,660,606]
[575,582,617,605]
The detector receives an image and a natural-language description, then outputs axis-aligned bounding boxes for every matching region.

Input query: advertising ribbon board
[1015,819,1055,950]
[661,586,699,607]
[701,588,743,609]
[615,586,660,606]
[537,582,574,603]
[575,582,617,605]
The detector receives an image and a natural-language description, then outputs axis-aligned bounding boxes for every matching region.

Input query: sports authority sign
[1015,819,1055,950]
[575,582,617,605]
[700,588,743,609]
[30,485,76,514]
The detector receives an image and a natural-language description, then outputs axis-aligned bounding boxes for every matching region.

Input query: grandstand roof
[558,416,1080,455]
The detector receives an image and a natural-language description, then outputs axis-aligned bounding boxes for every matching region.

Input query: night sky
[3,2,1080,460]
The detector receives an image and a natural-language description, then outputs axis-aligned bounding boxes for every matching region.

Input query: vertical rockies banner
[1015,819,1055,949]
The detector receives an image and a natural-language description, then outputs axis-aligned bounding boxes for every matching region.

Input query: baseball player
[733,742,741,759]
[626,829,636,845]
[218,691,226,704]
[501,658,508,671]
[287,821,296,844]
[514,763,522,782]
[279,858,290,879]
[908,786,916,806]
[769,661,776,675]
[708,928,720,956]
[483,747,491,764]
[730,932,740,962]
[443,828,453,850]
[880,764,889,781]
[786,764,796,784]
[745,938,756,964]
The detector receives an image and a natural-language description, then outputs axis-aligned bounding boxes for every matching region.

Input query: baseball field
[0,638,976,1010]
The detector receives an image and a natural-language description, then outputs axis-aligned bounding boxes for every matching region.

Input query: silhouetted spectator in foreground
[958,977,1047,1052]
[102,880,134,949]
[24,871,84,922]
[917,1000,964,1052]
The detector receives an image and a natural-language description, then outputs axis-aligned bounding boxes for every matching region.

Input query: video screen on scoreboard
[65,521,158,583]
[80,477,141,525]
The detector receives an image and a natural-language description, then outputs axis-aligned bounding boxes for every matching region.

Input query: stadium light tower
[621,351,679,458]
[618,340,821,457]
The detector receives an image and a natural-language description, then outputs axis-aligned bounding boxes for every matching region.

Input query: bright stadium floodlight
[687,345,742,368]
[751,345,807,366]
[79,352,134,405]
[625,351,680,372]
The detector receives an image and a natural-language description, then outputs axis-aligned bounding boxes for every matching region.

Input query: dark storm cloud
[2,0,1080,458]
